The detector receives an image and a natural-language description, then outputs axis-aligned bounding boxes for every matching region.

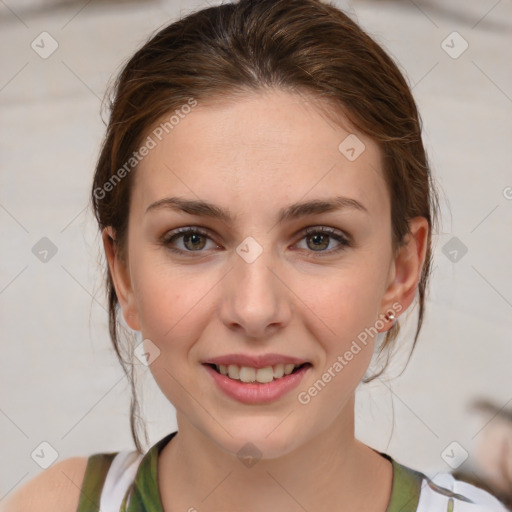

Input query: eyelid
[301,225,350,242]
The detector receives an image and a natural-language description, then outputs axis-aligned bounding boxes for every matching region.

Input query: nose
[218,238,292,340]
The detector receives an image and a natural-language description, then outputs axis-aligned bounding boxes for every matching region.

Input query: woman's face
[106,89,424,459]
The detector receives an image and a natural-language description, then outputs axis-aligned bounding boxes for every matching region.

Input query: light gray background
[1,0,511,501]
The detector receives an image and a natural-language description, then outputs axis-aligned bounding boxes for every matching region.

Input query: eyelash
[160,226,351,258]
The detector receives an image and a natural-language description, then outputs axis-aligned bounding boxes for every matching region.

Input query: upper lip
[203,353,310,368]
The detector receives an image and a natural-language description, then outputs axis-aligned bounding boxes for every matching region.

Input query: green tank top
[76,431,470,512]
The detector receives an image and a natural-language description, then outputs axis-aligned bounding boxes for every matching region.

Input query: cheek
[295,260,388,343]
[131,264,214,407]
[135,272,197,340]
[291,268,386,414]
[131,251,219,352]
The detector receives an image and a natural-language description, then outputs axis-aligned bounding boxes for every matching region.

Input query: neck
[158,395,392,512]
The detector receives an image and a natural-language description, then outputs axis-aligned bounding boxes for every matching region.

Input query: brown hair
[91,0,439,453]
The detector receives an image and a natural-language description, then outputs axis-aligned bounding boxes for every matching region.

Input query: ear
[102,226,141,331]
[378,217,429,331]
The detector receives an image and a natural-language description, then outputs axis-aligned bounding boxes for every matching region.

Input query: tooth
[228,365,240,379]
[284,363,295,375]
[273,363,284,378]
[223,363,301,382]
[239,366,256,383]
[255,366,274,383]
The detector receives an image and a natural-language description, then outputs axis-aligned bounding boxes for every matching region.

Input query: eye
[294,226,351,256]
[161,225,351,257]
[161,227,219,254]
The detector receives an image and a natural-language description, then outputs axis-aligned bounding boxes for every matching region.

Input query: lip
[203,362,312,404]
[203,353,309,368]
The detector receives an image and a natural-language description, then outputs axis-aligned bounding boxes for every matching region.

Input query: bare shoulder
[1,456,89,512]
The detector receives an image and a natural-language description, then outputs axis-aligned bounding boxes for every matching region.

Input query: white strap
[99,450,144,512]
[416,472,508,512]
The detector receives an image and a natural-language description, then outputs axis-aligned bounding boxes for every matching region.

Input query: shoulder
[1,456,89,512]
[418,472,509,512]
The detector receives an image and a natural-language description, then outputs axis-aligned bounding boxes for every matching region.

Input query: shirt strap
[77,452,117,512]
[386,457,425,512]
[76,450,143,512]
[100,450,144,511]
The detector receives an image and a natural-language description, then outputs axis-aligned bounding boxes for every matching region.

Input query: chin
[206,416,308,462]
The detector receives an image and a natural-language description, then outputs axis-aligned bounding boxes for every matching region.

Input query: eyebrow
[145,195,368,223]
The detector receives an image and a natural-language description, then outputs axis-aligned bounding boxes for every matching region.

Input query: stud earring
[384,311,395,322]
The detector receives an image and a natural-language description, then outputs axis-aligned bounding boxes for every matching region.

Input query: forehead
[132,89,388,221]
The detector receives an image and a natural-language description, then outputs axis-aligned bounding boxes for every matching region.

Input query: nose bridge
[220,234,291,337]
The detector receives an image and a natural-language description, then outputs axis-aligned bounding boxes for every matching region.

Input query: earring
[384,311,395,322]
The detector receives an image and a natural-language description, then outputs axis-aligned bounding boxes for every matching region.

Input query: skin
[103,89,428,512]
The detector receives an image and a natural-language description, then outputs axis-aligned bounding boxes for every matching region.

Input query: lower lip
[203,364,311,404]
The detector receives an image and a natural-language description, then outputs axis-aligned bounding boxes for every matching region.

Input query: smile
[203,361,312,404]
[209,362,310,383]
